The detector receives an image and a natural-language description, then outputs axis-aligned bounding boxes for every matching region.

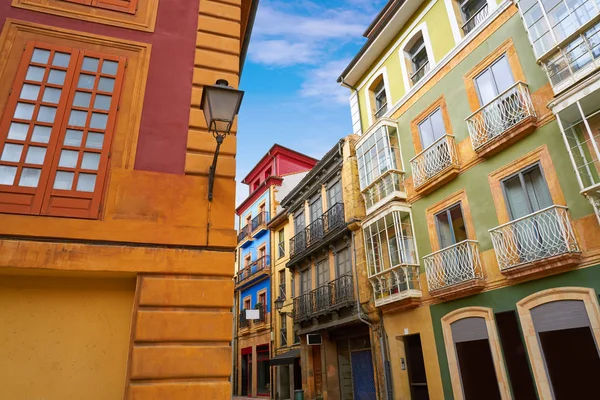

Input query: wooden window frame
[441,306,513,400]
[0,22,146,219]
[425,189,476,252]
[463,38,526,113]
[257,289,267,310]
[12,0,159,32]
[410,95,453,154]
[487,145,565,225]
[242,295,251,311]
[516,287,600,399]
[257,243,266,262]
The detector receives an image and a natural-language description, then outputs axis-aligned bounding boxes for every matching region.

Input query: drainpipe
[351,229,390,400]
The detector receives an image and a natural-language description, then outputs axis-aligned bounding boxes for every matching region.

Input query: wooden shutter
[41,50,126,219]
[0,42,78,215]
[92,0,138,14]
[524,166,553,212]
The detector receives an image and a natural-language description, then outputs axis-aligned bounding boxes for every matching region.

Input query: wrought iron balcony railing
[235,256,270,286]
[461,4,488,35]
[255,303,266,323]
[239,310,250,329]
[489,206,580,271]
[237,224,252,243]
[424,240,484,292]
[410,61,430,85]
[369,265,421,307]
[251,211,269,231]
[293,274,354,322]
[289,203,345,258]
[410,134,459,189]
[466,82,536,151]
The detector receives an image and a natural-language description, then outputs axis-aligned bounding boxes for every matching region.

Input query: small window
[258,245,266,260]
[327,180,342,208]
[64,0,138,14]
[316,259,329,287]
[279,270,286,299]
[435,203,468,249]
[459,0,489,35]
[294,211,305,233]
[0,42,125,219]
[291,273,295,298]
[407,34,430,85]
[373,80,388,120]
[474,55,514,106]
[278,229,285,258]
[300,268,311,294]
[280,313,288,347]
[336,247,352,277]
[244,298,251,310]
[309,196,322,223]
[502,164,552,220]
[418,107,446,149]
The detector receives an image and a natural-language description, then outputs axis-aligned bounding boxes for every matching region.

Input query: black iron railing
[289,203,345,258]
[255,303,266,323]
[239,310,250,329]
[252,211,269,231]
[235,256,271,286]
[461,3,488,35]
[237,224,252,243]
[292,274,354,322]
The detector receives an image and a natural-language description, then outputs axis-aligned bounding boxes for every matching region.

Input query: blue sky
[236,0,388,205]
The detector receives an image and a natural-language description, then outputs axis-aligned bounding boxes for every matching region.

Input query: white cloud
[249,40,317,67]
[300,59,352,105]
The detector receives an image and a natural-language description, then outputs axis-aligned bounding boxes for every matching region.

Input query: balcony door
[418,107,445,149]
[474,55,514,105]
[435,203,468,286]
[315,259,330,311]
[327,180,342,207]
[300,268,312,317]
[502,164,558,261]
[309,197,323,244]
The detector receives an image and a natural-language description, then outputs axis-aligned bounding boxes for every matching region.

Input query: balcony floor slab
[501,252,582,280]
[429,278,486,301]
[414,165,460,195]
[474,116,537,158]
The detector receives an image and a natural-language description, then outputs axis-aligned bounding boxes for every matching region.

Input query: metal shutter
[451,317,488,343]
[531,300,590,333]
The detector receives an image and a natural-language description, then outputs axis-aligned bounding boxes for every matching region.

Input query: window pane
[37,106,57,123]
[53,171,74,190]
[42,87,62,104]
[18,168,41,187]
[7,123,29,141]
[491,56,514,94]
[1,143,23,162]
[48,70,66,85]
[31,49,50,64]
[101,60,119,75]
[82,57,99,72]
[24,146,46,165]
[73,91,92,108]
[94,95,112,111]
[0,165,17,185]
[85,132,104,149]
[504,175,531,219]
[31,126,51,143]
[98,77,115,92]
[78,74,95,89]
[58,150,79,168]
[430,108,446,139]
[418,119,436,148]
[81,152,100,170]
[64,130,83,147]
[76,173,97,192]
[436,210,454,249]
[475,69,497,105]
[20,84,40,101]
[14,103,35,120]
[52,52,70,67]
[26,66,45,82]
[90,113,108,130]
[69,110,88,127]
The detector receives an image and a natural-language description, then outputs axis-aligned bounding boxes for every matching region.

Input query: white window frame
[365,67,392,126]
[399,23,436,91]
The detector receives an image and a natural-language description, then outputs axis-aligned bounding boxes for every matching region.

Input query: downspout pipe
[351,229,390,400]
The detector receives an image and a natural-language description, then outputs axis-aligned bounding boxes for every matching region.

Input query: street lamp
[274,295,285,312]
[200,79,245,201]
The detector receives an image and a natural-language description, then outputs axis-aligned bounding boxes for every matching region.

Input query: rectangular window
[336,247,352,277]
[374,80,388,119]
[309,196,322,223]
[0,42,124,219]
[300,268,311,294]
[258,292,266,307]
[64,0,138,14]
[278,229,285,258]
[280,313,288,347]
[291,273,295,298]
[294,211,305,233]
[418,107,446,148]
[502,164,553,220]
[459,0,489,35]
[356,125,402,189]
[435,203,468,249]
[327,180,343,207]
[244,298,251,310]
[316,259,329,287]
[279,269,286,300]
[474,55,515,105]
[408,35,430,84]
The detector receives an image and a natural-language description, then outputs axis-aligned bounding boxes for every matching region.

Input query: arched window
[400,26,435,89]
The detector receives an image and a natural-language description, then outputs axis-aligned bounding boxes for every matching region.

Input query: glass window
[435,203,468,249]
[278,229,285,258]
[300,268,311,294]
[316,259,329,286]
[327,180,343,207]
[310,196,322,223]
[460,0,489,34]
[418,107,446,148]
[336,247,352,277]
[294,211,305,234]
[280,313,288,347]
[474,55,515,105]
[356,125,402,190]
[279,270,286,299]
[502,164,553,219]
[373,80,388,119]
[408,35,430,84]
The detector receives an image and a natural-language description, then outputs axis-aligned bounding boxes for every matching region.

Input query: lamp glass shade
[274,296,284,311]
[201,83,244,134]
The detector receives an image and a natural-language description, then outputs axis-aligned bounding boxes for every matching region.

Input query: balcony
[237,224,252,246]
[238,304,269,333]
[424,240,485,299]
[235,256,270,290]
[239,311,250,330]
[410,134,460,194]
[293,274,355,323]
[362,169,406,212]
[251,211,269,234]
[289,203,346,262]
[461,3,488,35]
[370,265,421,309]
[489,206,581,279]
[466,82,537,157]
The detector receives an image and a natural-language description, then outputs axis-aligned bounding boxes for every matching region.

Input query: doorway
[241,352,252,396]
[404,334,429,400]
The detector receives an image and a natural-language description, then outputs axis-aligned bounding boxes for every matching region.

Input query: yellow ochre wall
[0,274,135,400]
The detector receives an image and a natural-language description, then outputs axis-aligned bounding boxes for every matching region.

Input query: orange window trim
[425,189,476,252]
[410,95,453,154]
[62,0,137,14]
[0,41,126,219]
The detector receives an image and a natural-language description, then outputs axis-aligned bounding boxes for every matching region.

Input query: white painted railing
[362,169,406,210]
[461,4,489,35]
[424,240,484,292]
[466,82,536,151]
[489,206,580,271]
[369,265,421,306]
[410,134,459,189]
